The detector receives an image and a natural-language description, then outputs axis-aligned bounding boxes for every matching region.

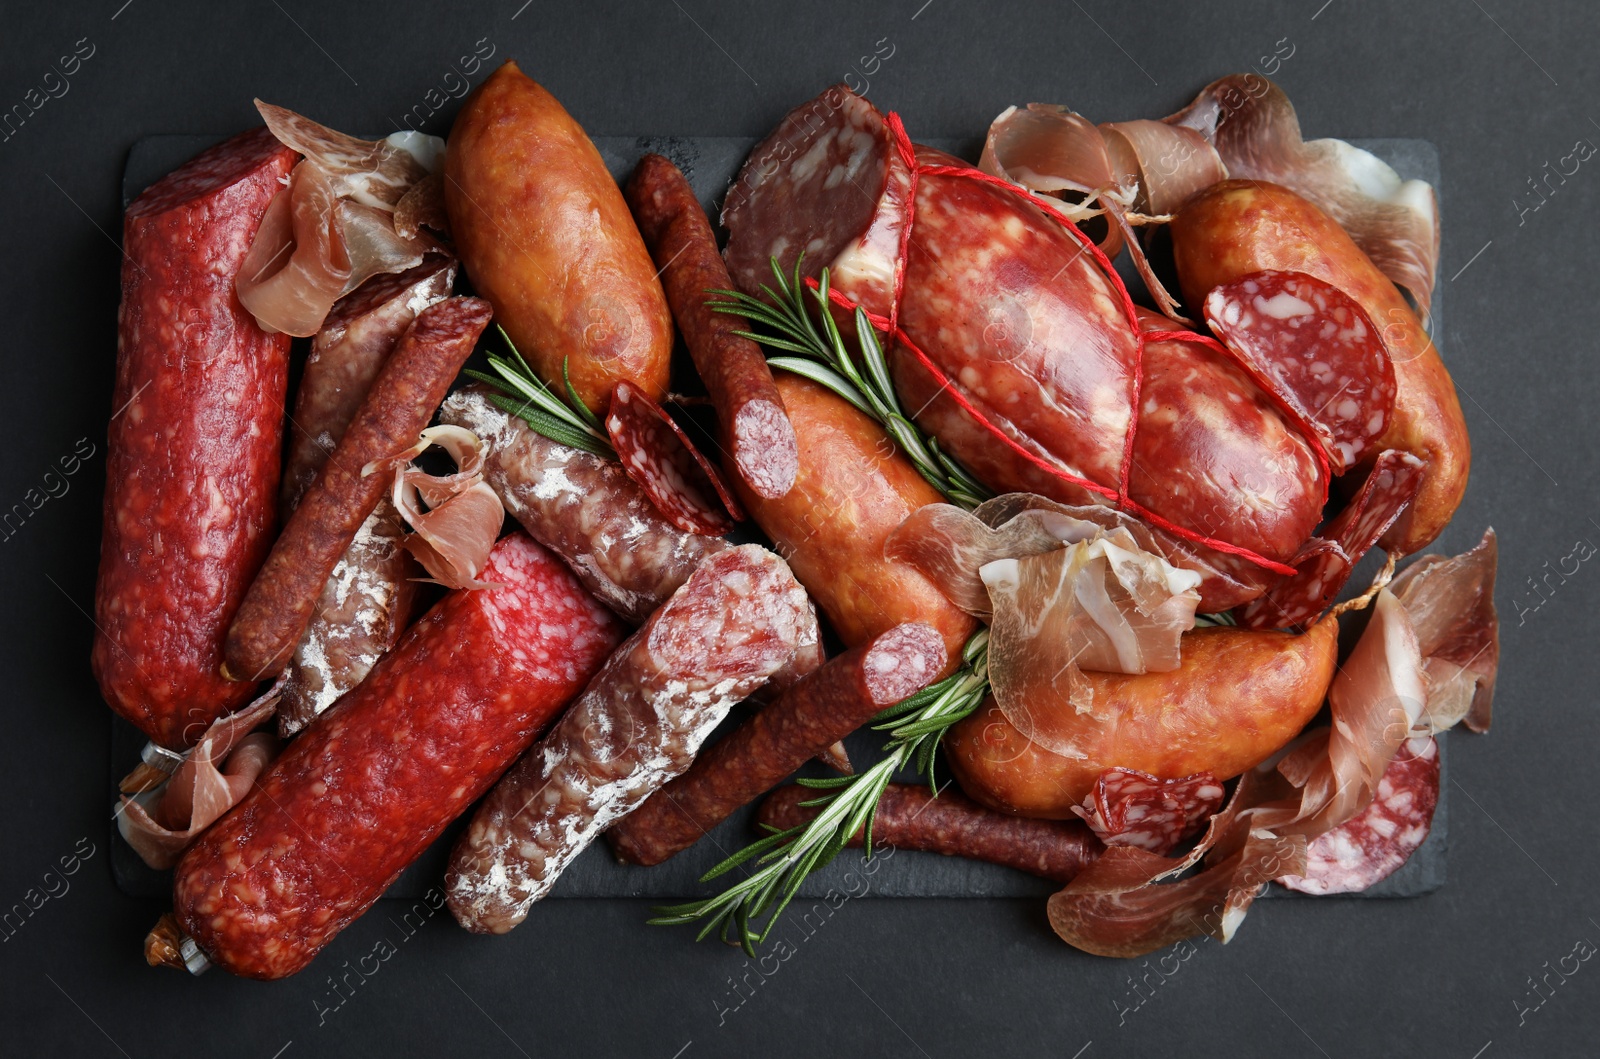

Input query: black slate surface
[5,3,1593,1057]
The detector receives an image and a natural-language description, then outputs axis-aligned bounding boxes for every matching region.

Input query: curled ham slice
[117,683,283,870]
[238,104,446,336]
[1166,74,1441,319]
[369,425,505,590]
[1391,528,1499,732]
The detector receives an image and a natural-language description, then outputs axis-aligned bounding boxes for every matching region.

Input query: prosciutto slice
[1166,74,1441,319]
[1391,528,1499,732]
[237,104,446,336]
[117,682,283,870]
[372,425,505,590]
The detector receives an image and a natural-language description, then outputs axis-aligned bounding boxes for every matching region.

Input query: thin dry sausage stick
[223,297,491,681]
[625,153,798,499]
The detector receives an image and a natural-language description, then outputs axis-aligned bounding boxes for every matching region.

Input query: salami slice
[605,379,745,535]
[1071,768,1226,856]
[1204,269,1396,475]
[1278,736,1440,895]
[607,622,947,866]
[94,127,298,750]
[447,544,812,934]
[1240,448,1426,630]
[170,534,623,979]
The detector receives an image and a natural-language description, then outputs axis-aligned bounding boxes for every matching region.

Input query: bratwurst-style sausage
[1171,181,1470,555]
[946,619,1338,817]
[445,61,672,413]
[223,297,491,682]
[733,373,977,673]
[94,127,297,750]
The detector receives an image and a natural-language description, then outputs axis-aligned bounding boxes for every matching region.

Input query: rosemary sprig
[464,327,615,459]
[649,630,990,955]
[709,258,993,510]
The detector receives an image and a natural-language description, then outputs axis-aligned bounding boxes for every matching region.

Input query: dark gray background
[1,1,1593,1056]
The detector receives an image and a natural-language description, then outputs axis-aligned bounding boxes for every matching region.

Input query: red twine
[810,112,1301,576]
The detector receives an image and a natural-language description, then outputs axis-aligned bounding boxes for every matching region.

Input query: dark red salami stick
[1072,768,1225,856]
[169,534,622,979]
[447,544,814,934]
[608,622,947,866]
[758,783,1104,884]
[1204,269,1396,475]
[223,297,492,681]
[625,153,799,500]
[93,127,298,751]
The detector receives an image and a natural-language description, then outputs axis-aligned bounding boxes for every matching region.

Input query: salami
[276,263,455,735]
[93,127,298,750]
[1239,448,1426,630]
[445,61,672,412]
[1278,736,1440,895]
[605,379,744,535]
[447,544,813,934]
[1071,769,1226,856]
[170,533,623,979]
[723,87,1329,584]
[758,783,1103,884]
[439,385,728,623]
[608,622,947,866]
[223,297,492,681]
[1204,269,1395,474]
[625,153,798,500]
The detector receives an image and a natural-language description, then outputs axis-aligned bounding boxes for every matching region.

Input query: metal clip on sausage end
[144,914,211,975]
[118,741,189,795]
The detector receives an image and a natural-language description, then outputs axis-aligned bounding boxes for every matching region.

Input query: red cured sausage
[93,127,297,751]
[439,385,729,623]
[223,297,492,681]
[733,373,977,674]
[171,533,623,979]
[625,153,799,500]
[444,61,672,413]
[607,622,947,866]
[277,263,455,735]
[722,88,1325,578]
[1170,181,1471,555]
[447,544,813,934]
[758,783,1103,884]
[605,379,745,535]
[1072,769,1226,856]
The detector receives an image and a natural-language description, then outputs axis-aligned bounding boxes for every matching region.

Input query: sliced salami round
[1204,269,1397,475]
[1277,736,1440,895]
[605,379,745,535]
[1071,768,1226,856]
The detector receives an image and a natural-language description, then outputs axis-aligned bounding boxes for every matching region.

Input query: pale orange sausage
[1170,181,1470,554]
[444,61,672,413]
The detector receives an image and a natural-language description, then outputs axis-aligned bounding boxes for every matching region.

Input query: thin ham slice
[117,683,283,870]
[1166,74,1441,320]
[371,425,506,590]
[1391,528,1499,733]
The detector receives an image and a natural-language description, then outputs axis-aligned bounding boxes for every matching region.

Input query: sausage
[608,622,947,866]
[722,87,1326,575]
[276,263,456,736]
[223,297,492,681]
[734,373,977,673]
[1170,180,1471,555]
[946,619,1338,817]
[444,61,672,412]
[280,259,456,509]
[1074,769,1226,856]
[171,533,623,979]
[624,153,799,499]
[757,783,1102,884]
[604,379,744,535]
[93,127,298,751]
[438,385,729,623]
[447,544,814,934]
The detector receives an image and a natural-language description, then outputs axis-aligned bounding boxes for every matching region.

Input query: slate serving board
[111,132,1446,903]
